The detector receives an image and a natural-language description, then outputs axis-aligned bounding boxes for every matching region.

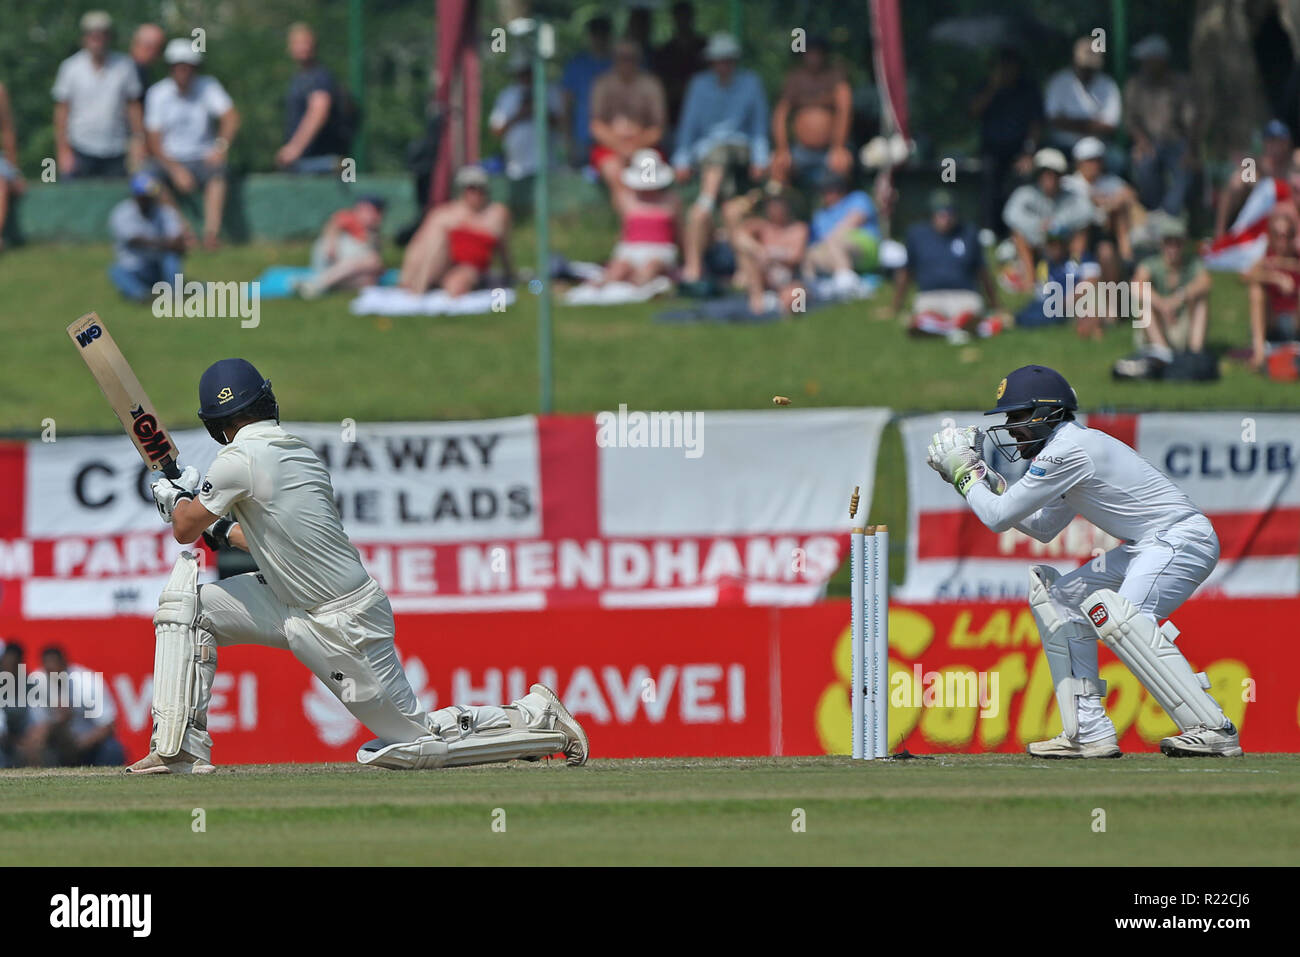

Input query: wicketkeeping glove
[151,465,200,523]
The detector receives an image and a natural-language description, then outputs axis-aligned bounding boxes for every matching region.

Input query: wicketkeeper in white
[928,364,1242,758]
[130,358,588,773]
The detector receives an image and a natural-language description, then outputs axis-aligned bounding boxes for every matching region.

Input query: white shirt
[489,82,562,180]
[108,198,184,272]
[52,50,142,157]
[1044,69,1122,147]
[967,421,1204,543]
[144,75,233,163]
[197,420,369,609]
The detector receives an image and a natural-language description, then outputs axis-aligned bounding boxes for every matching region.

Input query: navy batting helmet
[197,358,278,444]
[984,365,1077,460]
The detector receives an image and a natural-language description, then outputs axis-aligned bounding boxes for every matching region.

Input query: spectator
[589,41,667,198]
[144,39,240,250]
[129,23,165,96]
[971,47,1042,238]
[1128,218,1211,368]
[295,195,386,298]
[1044,37,1122,165]
[1014,222,1102,334]
[1215,120,1292,240]
[560,15,612,167]
[892,188,1001,335]
[1001,147,1094,293]
[1064,136,1138,279]
[673,34,770,284]
[128,22,165,167]
[277,23,351,174]
[626,1,656,53]
[653,1,708,136]
[52,10,143,179]
[731,188,809,315]
[489,50,563,212]
[107,171,187,302]
[0,82,24,253]
[1246,213,1300,370]
[770,36,853,190]
[1124,35,1197,216]
[0,643,30,767]
[601,149,681,287]
[399,165,511,296]
[803,174,881,294]
[25,647,125,767]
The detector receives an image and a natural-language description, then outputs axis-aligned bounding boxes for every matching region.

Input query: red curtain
[433,0,481,207]
[869,0,910,141]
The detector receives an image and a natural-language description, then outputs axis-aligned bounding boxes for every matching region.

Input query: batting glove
[202,515,235,551]
[151,465,200,523]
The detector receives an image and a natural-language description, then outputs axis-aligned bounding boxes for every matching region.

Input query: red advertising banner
[2,598,1293,762]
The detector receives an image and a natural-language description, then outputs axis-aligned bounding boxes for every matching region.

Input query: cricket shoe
[1160,721,1244,757]
[125,749,216,774]
[530,682,589,766]
[1027,732,1122,759]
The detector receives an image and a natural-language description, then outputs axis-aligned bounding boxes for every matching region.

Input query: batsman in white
[927,364,1242,759]
[130,358,588,773]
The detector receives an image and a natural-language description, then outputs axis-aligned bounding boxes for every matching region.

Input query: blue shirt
[904,222,983,292]
[560,53,612,154]
[671,68,769,169]
[810,191,879,243]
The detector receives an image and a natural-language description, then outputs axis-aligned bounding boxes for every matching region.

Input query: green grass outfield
[1,755,1297,866]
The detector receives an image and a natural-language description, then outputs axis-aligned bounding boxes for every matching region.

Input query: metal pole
[532,26,554,413]
[348,0,367,170]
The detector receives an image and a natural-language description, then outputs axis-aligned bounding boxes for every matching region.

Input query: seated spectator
[489,50,563,212]
[728,188,808,314]
[0,643,31,767]
[107,172,188,302]
[589,41,667,198]
[128,23,165,166]
[1001,147,1094,293]
[1126,218,1210,369]
[1064,136,1139,278]
[560,15,612,167]
[892,189,1002,336]
[803,174,881,293]
[295,195,386,298]
[1246,213,1300,369]
[145,39,240,250]
[52,10,143,179]
[1015,223,1102,333]
[626,1,655,53]
[277,23,351,174]
[653,1,708,139]
[1044,37,1122,169]
[1214,120,1292,241]
[1125,34,1197,217]
[770,36,852,190]
[601,149,680,287]
[399,166,511,296]
[24,646,125,768]
[971,47,1042,238]
[0,82,24,252]
[673,33,770,284]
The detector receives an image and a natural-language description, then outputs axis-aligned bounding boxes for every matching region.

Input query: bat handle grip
[160,458,181,481]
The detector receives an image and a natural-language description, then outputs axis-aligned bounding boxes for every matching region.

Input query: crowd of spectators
[2,10,1299,379]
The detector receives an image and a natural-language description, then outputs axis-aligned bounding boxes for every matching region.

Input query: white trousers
[1041,514,1219,741]
[194,572,543,750]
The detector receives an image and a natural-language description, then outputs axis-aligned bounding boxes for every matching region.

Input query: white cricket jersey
[967,420,1204,543]
[197,420,369,609]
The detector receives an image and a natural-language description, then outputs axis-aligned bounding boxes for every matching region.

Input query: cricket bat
[67,312,182,480]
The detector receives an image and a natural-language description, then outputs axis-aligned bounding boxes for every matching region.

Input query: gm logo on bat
[129,404,174,462]
[1088,603,1109,627]
[74,324,103,347]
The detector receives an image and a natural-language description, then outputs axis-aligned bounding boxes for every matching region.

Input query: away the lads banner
[898,412,1300,602]
[0,409,889,618]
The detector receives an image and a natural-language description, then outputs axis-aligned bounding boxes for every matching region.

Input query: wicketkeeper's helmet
[984,364,1077,461]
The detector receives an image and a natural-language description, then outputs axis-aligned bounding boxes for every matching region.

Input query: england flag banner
[1,408,890,618]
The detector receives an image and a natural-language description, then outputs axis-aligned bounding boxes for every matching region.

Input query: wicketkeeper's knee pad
[1029,565,1105,740]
